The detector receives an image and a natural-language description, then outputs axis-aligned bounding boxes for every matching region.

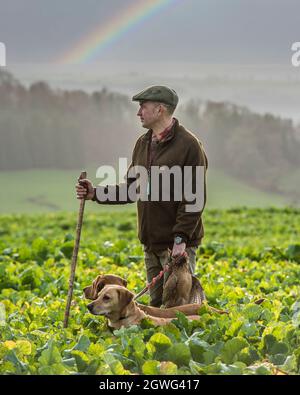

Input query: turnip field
[0,207,299,375]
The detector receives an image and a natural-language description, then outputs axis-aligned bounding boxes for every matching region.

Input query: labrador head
[87,284,134,317]
[83,274,127,300]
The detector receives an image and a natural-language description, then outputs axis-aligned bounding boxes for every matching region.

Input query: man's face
[137,101,162,129]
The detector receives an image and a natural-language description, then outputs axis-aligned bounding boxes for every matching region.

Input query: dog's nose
[87,303,93,312]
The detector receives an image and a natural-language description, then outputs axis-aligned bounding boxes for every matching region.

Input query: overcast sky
[0,0,299,65]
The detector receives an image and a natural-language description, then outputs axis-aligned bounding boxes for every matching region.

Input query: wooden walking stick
[63,170,87,328]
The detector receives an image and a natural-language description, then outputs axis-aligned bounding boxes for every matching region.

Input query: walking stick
[63,170,87,328]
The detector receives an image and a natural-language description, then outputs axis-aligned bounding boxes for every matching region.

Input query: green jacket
[93,118,208,251]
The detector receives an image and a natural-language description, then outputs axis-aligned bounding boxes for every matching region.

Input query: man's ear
[117,287,134,314]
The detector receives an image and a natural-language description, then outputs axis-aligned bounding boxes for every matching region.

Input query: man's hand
[171,242,186,257]
[76,178,95,200]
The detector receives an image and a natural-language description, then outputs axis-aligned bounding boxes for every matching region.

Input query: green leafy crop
[0,208,299,375]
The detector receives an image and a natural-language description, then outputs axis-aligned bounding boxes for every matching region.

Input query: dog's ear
[120,277,127,287]
[107,274,127,287]
[83,275,103,300]
[117,287,134,315]
[83,285,93,300]
[91,275,105,298]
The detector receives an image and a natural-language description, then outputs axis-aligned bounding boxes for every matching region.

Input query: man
[76,85,208,307]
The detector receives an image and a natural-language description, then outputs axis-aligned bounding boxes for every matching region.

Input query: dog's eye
[103,295,110,301]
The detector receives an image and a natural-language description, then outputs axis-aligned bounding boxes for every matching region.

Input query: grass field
[0,208,299,374]
[0,167,292,214]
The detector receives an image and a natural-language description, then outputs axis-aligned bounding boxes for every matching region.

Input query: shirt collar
[151,118,175,142]
[142,117,178,142]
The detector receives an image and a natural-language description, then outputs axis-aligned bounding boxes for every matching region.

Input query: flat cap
[132,85,179,108]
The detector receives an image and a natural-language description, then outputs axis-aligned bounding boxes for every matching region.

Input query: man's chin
[141,121,149,129]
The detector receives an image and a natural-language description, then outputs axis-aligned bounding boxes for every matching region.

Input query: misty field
[0,208,299,375]
[0,168,290,214]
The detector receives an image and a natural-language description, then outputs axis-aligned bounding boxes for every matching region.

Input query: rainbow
[57,0,177,64]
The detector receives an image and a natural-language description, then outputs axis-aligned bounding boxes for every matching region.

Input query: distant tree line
[0,70,137,170]
[178,100,300,197]
[1,69,300,199]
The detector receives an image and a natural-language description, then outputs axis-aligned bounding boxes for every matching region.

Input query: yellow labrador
[87,285,201,329]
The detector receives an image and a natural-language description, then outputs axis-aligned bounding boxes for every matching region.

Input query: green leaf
[5,350,28,374]
[131,336,146,358]
[221,337,249,364]
[71,350,89,372]
[291,301,300,327]
[62,357,76,368]
[60,241,74,259]
[38,363,68,375]
[162,323,182,341]
[202,350,217,364]
[19,265,43,289]
[73,335,91,352]
[219,361,246,375]
[189,338,210,363]
[64,233,74,242]
[38,339,62,366]
[243,305,262,322]
[32,237,49,263]
[269,354,287,366]
[238,347,260,365]
[239,321,259,337]
[159,361,178,375]
[85,360,100,375]
[280,355,298,373]
[3,248,13,255]
[142,360,160,375]
[173,311,190,331]
[269,342,289,356]
[148,333,172,352]
[262,334,277,354]
[102,351,130,374]
[189,360,206,374]
[16,340,32,356]
[110,360,130,375]
[256,366,272,375]
[285,244,300,262]
[88,343,105,356]
[246,365,272,375]
[166,343,191,367]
